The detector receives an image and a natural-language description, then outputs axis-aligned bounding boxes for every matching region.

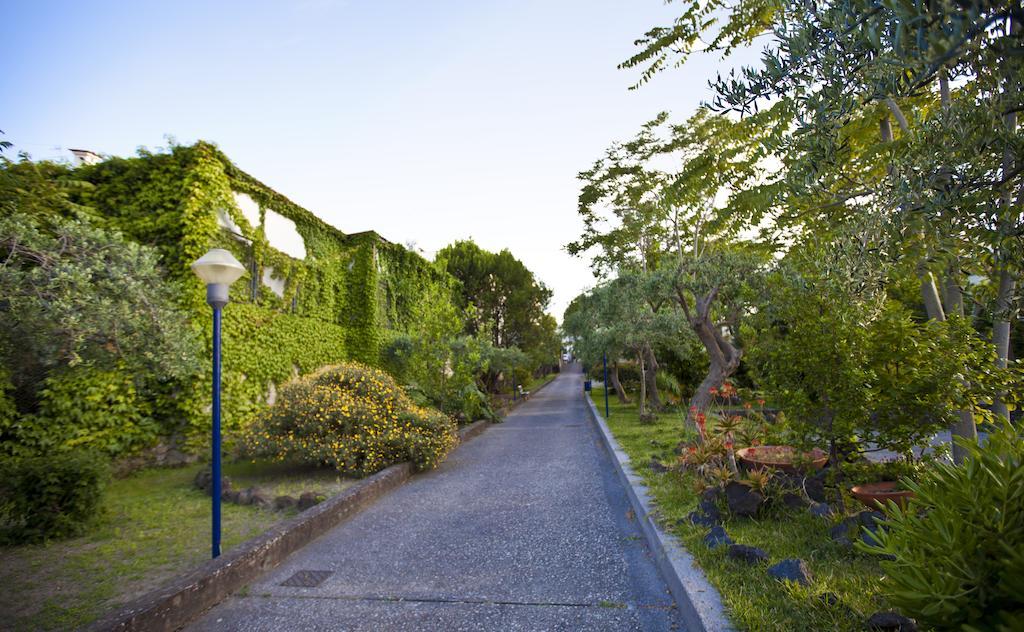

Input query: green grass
[590,391,892,632]
[0,460,353,631]
[525,372,557,393]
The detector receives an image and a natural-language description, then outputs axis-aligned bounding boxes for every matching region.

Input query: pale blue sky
[2,0,758,318]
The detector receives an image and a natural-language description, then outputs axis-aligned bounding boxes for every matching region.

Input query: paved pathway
[189,366,682,631]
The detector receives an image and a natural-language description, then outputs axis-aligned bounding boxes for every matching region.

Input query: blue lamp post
[191,248,246,558]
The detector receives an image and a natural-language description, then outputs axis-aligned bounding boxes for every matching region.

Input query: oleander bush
[859,422,1024,630]
[0,450,109,543]
[246,363,458,476]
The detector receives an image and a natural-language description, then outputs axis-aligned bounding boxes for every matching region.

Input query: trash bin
[583,380,592,392]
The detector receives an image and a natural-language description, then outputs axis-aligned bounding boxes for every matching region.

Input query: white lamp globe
[191,248,246,286]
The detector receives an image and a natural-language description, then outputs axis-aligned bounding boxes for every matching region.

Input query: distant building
[69,148,102,166]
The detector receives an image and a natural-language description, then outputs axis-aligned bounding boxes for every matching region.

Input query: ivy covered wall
[75,142,459,449]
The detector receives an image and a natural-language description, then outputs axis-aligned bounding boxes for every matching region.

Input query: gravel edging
[584,395,734,632]
[87,419,492,632]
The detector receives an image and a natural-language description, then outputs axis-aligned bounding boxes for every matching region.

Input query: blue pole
[603,351,610,418]
[211,305,222,559]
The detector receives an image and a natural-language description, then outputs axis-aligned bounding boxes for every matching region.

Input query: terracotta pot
[851,481,915,510]
[735,445,828,473]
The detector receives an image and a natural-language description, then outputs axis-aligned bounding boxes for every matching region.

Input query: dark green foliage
[859,423,1024,630]
[748,245,1007,457]
[0,451,109,543]
[436,240,557,355]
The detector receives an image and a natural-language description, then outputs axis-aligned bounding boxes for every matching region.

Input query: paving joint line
[240,593,675,610]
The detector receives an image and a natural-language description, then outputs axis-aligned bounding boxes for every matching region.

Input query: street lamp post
[191,248,245,559]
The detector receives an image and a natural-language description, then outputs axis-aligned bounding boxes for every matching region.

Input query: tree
[563,272,685,418]
[436,240,557,375]
[569,107,778,430]
[701,0,1024,460]
[0,157,200,454]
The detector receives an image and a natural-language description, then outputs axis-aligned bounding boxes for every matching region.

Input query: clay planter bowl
[735,445,828,473]
[851,481,915,510]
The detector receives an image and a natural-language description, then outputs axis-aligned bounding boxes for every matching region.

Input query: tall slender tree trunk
[993,54,1019,419]
[637,350,648,416]
[609,361,630,404]
[993,269,1015,420]
[941,259,977,463]
[642,342,661,410]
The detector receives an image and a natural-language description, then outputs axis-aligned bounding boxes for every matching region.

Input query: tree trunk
[642,342,661,410]
[993,68,1019,419]
[637,350,648,417]
[609,362,630,404]
[937,260,978,463]
[993,269,1015,421]
[686,317,742,433]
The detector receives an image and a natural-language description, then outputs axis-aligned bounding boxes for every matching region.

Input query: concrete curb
[584,395,734,632]
[87,419,492,632]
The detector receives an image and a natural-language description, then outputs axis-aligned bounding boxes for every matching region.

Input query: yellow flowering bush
[246,363,458,476]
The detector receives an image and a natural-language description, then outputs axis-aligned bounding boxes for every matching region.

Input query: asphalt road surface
[188,365,683,631]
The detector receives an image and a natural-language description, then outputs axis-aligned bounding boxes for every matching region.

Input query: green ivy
[71,141,465,451]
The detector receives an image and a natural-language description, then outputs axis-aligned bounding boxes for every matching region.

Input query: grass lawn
[0,460,353,631]
[589,389,893,632]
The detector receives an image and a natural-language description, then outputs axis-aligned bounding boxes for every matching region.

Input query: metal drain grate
[280,570,333,587]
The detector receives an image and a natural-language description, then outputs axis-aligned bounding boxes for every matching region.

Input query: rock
[805,471,828,503]
[781,492,808,509]
[829,518,857,542]
[273,495,297,511]
[724,481,764,518]
[298,491,322,511]
[236,488,254,505]
[818,592,841,607]
[727,544,769,564]
[704,526,733,549]
[687,511,719,528]
[866,611,918,631]
[701,486,724,504]
[194,468,232,496]
[649,458,668,473]
[858,510,886,528]
[809,502,833,518]
[249,489,271,508]
[767,558,813,585]
[698,499,722,522]
[222,489,240,503]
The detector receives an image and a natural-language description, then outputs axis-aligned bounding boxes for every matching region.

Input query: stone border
[584,396,734,632]
[87,419,492,632]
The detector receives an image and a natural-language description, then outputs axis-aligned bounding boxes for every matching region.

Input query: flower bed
[590,392,896,631]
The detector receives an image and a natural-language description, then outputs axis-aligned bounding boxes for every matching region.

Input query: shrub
[0,450,109,543]
[859,422,1024,630]
[1,366,158,457]
[246,362,459,476]
[0,204,199,457]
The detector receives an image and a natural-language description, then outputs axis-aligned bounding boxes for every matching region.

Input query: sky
[2,0,760,319]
